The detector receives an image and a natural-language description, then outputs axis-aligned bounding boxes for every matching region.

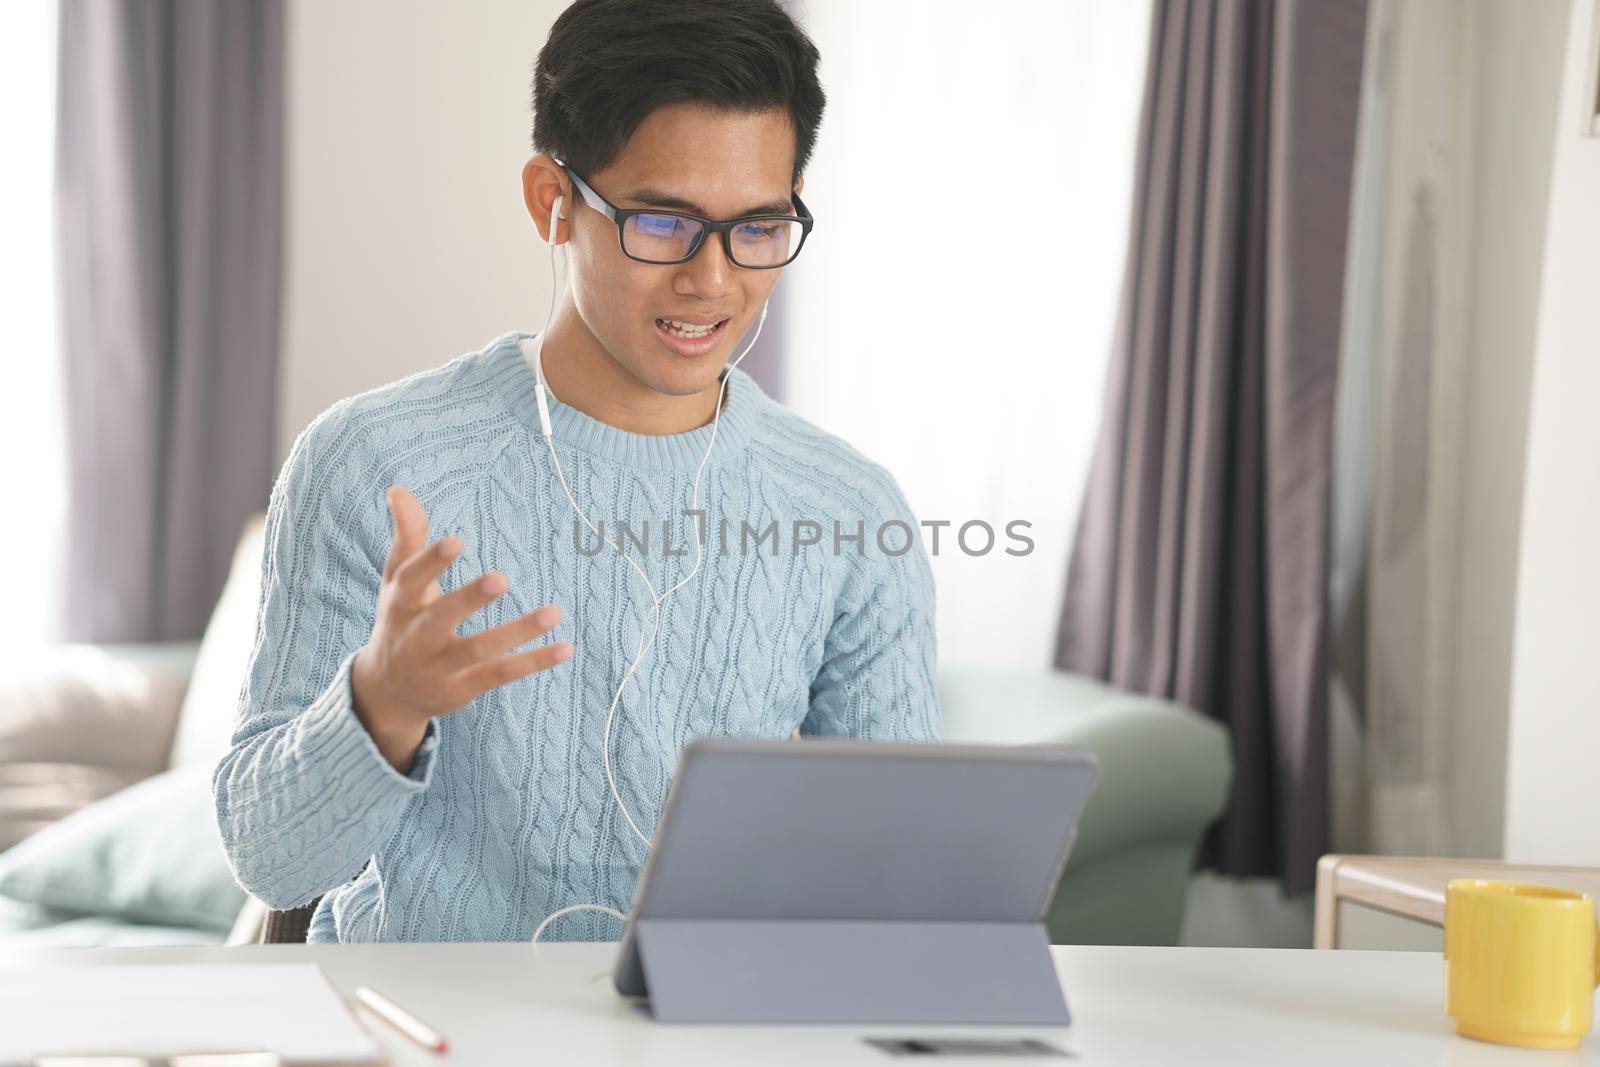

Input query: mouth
[654,315,731,357]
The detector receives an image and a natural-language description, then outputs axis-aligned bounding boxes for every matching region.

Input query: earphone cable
[527,217,768,940]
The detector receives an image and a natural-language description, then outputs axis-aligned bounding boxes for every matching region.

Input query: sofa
[0,514,1231,948]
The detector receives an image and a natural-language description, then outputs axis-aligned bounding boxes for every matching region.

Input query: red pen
[355,986,449,1054]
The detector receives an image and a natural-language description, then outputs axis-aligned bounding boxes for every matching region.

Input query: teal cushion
[0,764,243,932]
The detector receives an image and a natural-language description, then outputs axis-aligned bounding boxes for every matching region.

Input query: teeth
[659,318,721,339]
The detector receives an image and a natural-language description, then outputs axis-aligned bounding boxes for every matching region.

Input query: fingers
[456,639,575,697]
[415,568,565,668]
[452,603,564,663]
[419,570,515,635]
[383,486,431,581]
[391,533,463,605]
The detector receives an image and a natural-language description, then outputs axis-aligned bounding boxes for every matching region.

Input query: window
[779,0,1152,669]
[0,1,68,650]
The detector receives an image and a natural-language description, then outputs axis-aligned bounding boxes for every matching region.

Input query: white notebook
[0,963,382,1066]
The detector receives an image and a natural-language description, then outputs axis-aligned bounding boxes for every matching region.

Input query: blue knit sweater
[213,331,940,942]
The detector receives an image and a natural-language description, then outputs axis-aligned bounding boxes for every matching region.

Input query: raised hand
[351,484,574,772]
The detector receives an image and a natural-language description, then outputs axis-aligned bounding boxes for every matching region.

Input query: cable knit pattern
[212,331,940,942]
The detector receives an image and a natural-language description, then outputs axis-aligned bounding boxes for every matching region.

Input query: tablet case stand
[612,739,1097,1026]
[632,918,1070,1025]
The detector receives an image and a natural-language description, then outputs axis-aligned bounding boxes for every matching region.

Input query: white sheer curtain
[778,0,1152,669]
[0,1,67,652]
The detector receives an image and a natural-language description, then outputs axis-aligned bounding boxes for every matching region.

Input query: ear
[522,156,569,245]
[794,175,805,199]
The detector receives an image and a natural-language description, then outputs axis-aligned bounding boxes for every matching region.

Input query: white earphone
[525,179,770,943]
[547,194,566,246]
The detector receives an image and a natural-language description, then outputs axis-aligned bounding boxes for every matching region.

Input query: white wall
[278,0,570,465]
[1504,0,1600,863]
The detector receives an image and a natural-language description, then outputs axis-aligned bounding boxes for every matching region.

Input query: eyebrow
[621,187,795,218]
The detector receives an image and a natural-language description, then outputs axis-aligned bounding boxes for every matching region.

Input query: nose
[672,228,735,299]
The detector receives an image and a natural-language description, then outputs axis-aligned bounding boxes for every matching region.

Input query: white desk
[2,942,1596,1065]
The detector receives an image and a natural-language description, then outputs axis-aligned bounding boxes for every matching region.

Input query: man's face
[546,103,802,399]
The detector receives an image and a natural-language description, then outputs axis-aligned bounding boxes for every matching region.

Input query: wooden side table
[1314,855,1600,949]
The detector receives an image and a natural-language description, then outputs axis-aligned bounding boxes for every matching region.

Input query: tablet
[613,738,1099,1002]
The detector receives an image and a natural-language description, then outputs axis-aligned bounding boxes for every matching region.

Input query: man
[214,0,939,943]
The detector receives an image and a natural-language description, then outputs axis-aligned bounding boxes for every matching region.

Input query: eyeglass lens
[623,213,802,267]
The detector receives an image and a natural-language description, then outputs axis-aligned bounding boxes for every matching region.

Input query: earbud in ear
[548,195,567,246]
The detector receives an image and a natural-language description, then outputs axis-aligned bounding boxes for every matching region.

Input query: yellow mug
[1445,879,1600,1049]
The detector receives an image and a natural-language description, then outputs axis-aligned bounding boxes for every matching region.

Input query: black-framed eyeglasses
[555,157,813,269]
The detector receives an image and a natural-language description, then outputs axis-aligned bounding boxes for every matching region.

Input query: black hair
[532,0,825,184]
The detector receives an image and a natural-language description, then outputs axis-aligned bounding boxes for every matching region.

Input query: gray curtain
[1054,0,1366,894]
[54,0,285,643]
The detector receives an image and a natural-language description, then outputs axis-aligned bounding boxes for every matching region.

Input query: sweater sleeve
[802,481,942,742]
[212,415,442,909]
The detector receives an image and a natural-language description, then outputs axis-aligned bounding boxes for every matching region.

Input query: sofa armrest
[938,665,1232,867]
[89,640,204,688]
[0,641,201,851]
